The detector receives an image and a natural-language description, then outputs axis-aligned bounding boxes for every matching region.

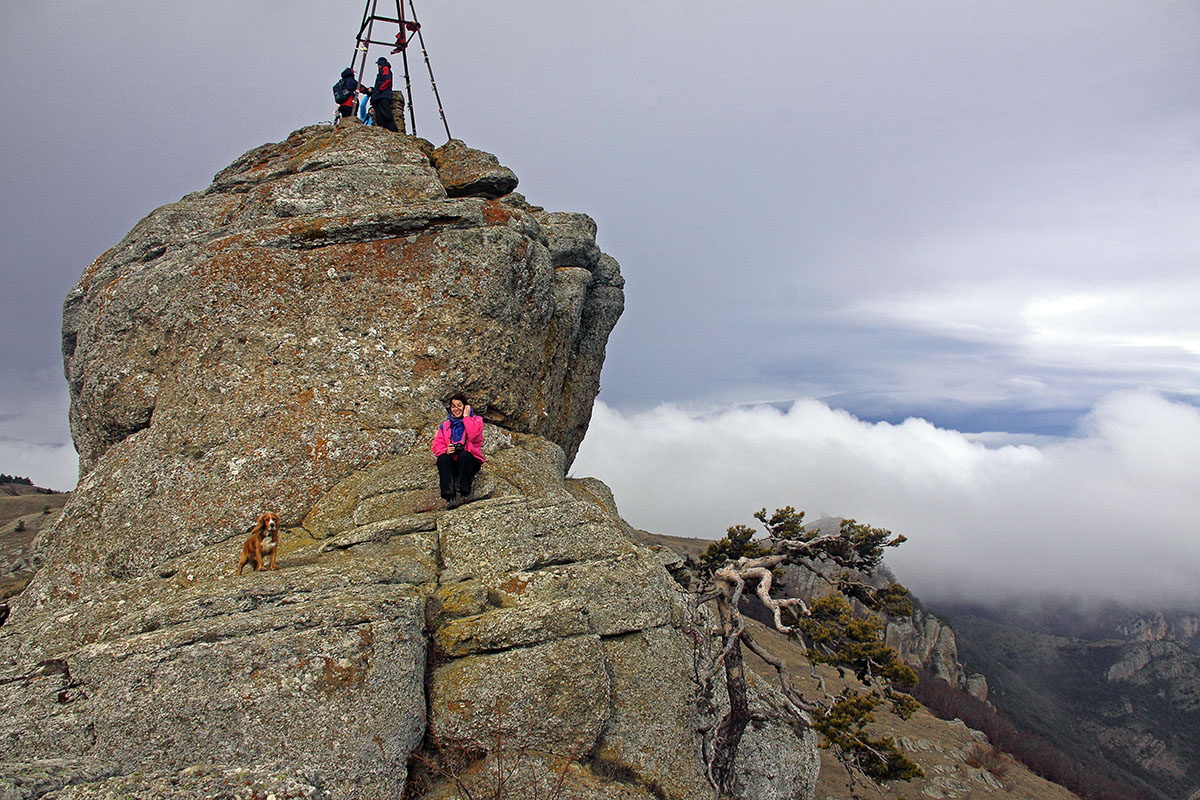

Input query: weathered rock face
[776,524,984,698]
[34,123,622,608]
[1117,610,1200,646]
[1,127,817,800]
[885,604,988,701]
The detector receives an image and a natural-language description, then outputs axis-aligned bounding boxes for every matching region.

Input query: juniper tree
[691,506,922,796]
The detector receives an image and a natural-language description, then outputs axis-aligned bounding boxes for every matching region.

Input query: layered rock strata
[0,125,817,799]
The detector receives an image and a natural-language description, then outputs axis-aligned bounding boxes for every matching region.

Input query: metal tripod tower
[352,0,451,140]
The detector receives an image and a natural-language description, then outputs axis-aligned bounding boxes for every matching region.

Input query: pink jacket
[431,413,485,463]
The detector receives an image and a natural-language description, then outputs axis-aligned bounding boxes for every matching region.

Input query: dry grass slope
[0,481,70,603]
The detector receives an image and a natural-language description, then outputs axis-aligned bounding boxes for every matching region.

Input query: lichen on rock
[0,125,817,800]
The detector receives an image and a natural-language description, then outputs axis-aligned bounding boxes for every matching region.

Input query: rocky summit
[0,124,817,799]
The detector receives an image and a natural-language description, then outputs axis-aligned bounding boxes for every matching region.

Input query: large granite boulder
[32,123,622,609]
[0,126,817,800]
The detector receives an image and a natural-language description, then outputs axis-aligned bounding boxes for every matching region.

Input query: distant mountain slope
[742,618,1081,800]
[939,603,1200,800]
[632,528,1081,799]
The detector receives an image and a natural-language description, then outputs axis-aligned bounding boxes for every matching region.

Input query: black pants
[437,451,481,499]
[337,104,354,118]
[372,95,399,132]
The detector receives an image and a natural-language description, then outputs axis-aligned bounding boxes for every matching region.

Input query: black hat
[376,56,390,66]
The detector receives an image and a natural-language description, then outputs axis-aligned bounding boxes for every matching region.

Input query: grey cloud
[572,392,1200,607]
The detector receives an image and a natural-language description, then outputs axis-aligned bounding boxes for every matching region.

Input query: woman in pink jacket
[431,393,485,509]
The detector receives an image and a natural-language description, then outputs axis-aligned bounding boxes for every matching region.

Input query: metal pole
[352,0,371,84]
[395,0,417,134]
[356,0,380,87]
[408,0,451,141]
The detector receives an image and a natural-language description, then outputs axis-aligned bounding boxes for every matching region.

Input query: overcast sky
[1,2,1197,605]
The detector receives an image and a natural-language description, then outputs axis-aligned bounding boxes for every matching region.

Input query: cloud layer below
[572,392,1200,607]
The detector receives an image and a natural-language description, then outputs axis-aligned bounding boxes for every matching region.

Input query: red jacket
[431,413,485,463]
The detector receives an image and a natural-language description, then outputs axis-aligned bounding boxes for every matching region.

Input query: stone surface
[733,680,821,800]
[0,125,818,800]
[0,572,426,799]
[432,139,519,198]
[885,603,977,692]
[593,627,713,799]
[38,765,327,800]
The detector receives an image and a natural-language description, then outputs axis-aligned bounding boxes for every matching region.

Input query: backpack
[333,80,352,104]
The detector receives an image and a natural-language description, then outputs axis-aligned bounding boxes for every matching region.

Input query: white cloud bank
[0,385,77,492]
[572,392,1200,607]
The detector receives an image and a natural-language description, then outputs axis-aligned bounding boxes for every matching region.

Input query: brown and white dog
[236,512,280,575]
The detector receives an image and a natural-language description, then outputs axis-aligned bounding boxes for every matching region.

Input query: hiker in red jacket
[362,57,399,132]
[431,394,485,509]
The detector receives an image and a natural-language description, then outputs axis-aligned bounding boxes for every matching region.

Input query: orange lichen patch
[192,237,299,295]
[309,435,329,463]
[387,232,443,283]
[511,238,530,262]
[349,239,405,282]
[232,131,336,181]
[292,388,315,409]
[280,134,337,174]
[317,654,367,697]
[79,249,115,290]
[215,195,245,227]
[249,215,349,248]
[446,699,473,717]
[313,628,376,697]
[482,200,516,226]
[498,576,530,596]
[93,274,125,317]
[310,236,435,291]
[412,355,445,377]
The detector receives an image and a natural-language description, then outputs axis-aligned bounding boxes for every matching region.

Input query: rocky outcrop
[37,123,622,611]
[1,126,817,800]
[775,519,984,698]
[1117,610,1200,647]
[431,139,519,198]
[1,432,816,799]
[885,605,988,701]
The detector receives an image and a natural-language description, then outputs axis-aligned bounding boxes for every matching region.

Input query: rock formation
[770,519,986,700]
[0,125,817,799]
